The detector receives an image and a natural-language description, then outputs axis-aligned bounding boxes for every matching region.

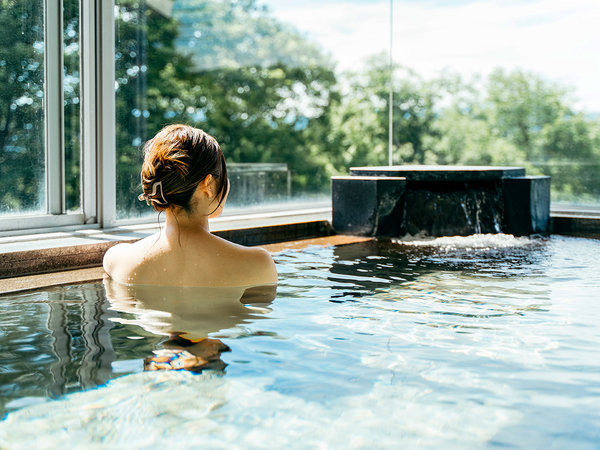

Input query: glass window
[114,0,151,219]
[114,0,390,219]
[391,1,600,208]
[0,1,45,215]
[1,0,597,232]
[64,0,81,212]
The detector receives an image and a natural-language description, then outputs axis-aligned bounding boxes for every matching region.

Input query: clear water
[0,235,599,448]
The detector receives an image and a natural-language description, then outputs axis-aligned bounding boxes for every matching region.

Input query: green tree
[485,69,600,202]
[536,113,600,202]
[115,0,193,216]
[428,109,524,166]
[174,0,329,71]
[63,0,81,211]
[426,68,600,203]
[328,54,440,170]
[114,0,339,216]
[486,68,569,161]
[424,72,526,166]
[0,0,45,213]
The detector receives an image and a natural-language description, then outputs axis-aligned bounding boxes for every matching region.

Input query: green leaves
[2,0,599,216]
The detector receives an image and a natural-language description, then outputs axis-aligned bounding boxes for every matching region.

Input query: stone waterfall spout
[332,166,550,237]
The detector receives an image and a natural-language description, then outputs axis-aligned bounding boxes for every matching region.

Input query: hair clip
[138,181,169,206]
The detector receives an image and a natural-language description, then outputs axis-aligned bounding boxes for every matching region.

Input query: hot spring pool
[0,235,599,448]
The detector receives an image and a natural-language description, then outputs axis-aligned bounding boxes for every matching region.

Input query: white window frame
[0,0,116,233]
[95,0,117,229]
[0,0,85,232]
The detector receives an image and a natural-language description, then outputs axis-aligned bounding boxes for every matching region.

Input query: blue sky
[261,0,600,113]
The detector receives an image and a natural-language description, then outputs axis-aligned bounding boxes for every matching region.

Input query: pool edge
[2,214,599,294]
[0,231,372,295]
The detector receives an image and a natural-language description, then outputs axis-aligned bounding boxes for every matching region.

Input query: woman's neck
[164,207,210,237]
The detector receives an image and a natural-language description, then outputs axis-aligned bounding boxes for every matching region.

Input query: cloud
[261,0,600,112]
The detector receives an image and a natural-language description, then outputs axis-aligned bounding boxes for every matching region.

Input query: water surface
[0,235,599,448]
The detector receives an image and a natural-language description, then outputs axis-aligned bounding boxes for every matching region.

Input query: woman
[103,124,277,287]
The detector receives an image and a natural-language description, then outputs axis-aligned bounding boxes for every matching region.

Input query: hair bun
[138,124,227,213]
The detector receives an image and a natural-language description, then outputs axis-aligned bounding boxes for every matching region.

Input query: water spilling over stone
[332,165,550,237]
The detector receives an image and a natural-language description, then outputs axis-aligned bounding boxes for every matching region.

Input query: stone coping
[350,165,526,182]
[552,214,600,238]
[331,176,406,181]
[0,235,372,295]
[0,219,333,280]
[0,207,332,254]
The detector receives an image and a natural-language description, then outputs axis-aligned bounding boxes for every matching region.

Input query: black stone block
[403,184,504,236]
[503,176,551,235]
[332,176,406,236]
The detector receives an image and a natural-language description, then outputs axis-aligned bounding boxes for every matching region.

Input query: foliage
[64,0,80,211]
[431,68,600,201]
[114,0,339,216]
[1,0,599,217]
[174,0,329,71]
[0,0,45,213]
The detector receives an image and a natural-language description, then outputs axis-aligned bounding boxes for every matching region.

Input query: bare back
[103,230,277,287]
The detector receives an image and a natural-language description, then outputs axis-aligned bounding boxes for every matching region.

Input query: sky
[261,0,600,113]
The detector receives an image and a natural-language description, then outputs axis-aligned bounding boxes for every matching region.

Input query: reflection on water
[1,236,599,448]
[104,279,275,341]
[144,337,231,372]
[0,284,118,417]
[327,235,551,328]
[46,287,116,396]
[105,280,275,373]
[0,281,275,417]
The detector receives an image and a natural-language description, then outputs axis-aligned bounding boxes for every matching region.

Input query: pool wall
[0,220,333,280]
[1,213,599,295]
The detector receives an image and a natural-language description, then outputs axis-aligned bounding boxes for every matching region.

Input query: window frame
[0,0,116,232]
[0,0,84,231]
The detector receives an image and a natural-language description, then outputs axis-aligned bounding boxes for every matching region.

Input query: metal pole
[388,0,394,166]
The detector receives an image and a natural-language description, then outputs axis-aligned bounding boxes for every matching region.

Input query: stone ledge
[551,214,600,238]
[350,165,526,182]
[0,220,333,279]
[0,267,106,295]
[503,176,551,235]
[0,234,371,295]
[332,176,406,236]
[335,166,551,237]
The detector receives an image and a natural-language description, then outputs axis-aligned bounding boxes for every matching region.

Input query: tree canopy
[1,0,599,217]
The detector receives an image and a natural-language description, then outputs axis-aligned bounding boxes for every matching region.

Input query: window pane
[391,1,600,208]
[0,1,45,215]
[532,162,600,208]
[114,0,153,219]
[64,0,81,212]
[114,0,389,219]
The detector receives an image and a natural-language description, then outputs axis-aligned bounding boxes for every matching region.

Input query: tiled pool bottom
[1,235,599,448]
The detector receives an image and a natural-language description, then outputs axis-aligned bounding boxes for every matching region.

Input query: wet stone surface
[403,184,504,236]
[332,176,406,236]
[333,166,550,237]
[350,165,526,182]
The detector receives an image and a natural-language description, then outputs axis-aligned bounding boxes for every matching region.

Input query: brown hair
[139,124,228,213]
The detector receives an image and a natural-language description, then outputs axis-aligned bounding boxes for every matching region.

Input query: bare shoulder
[103,241,132,275]
[234,245,278,285]
[103,239,149,282]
